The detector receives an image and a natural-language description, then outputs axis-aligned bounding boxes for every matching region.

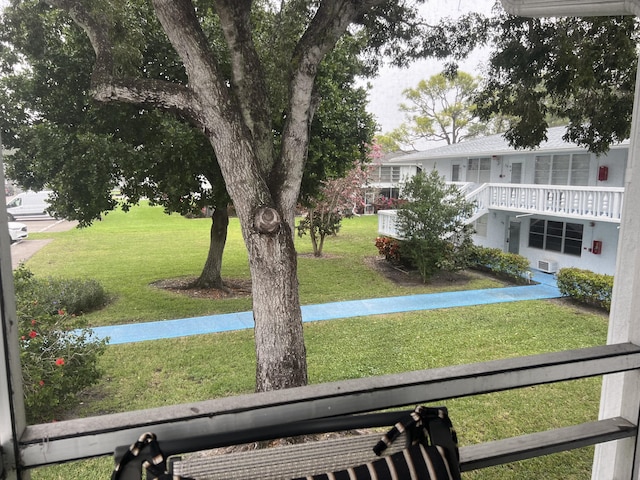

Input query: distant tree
[396,170,475,282]
[375,126,414,153]
[382,71,495,151]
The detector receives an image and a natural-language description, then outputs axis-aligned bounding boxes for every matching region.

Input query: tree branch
[150,0,233,121]
[276,0,386,213]
[213,0,273,171]
[43,0,205,126]
[92,78,203,125]
[44,0,113,79]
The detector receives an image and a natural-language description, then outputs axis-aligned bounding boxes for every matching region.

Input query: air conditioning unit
[537,259,558,273]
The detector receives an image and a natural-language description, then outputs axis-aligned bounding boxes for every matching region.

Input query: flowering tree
[298,147,379,257]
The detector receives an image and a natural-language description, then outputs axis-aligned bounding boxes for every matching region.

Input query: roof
[386,126,629,163]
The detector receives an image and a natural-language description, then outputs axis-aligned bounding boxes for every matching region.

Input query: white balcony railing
[378,184,625,239]
[478,184,625,222]
[377,209,400,238]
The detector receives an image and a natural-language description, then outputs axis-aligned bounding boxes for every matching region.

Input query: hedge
[556,267,613,312]
[468,246,531,284]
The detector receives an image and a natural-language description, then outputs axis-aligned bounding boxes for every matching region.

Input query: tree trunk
[193,206,229,289]
[245,217,308,392]
[316,233,325,257]
[309,209,320,257]
[46,0,376,393]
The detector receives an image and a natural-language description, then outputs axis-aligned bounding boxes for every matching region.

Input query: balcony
[378,183,625,239]
[469,184,625,223]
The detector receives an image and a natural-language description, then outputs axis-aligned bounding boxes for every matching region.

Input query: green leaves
[468,246,531,284]
[395,170,475,281]
[477,14,639,154]
[384,70,505,149]
[556,267,613,311]
[14,265,108,423]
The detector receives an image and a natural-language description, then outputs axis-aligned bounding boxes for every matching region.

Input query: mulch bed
[151,256,498,300]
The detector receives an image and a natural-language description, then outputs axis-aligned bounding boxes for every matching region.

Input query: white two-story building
[377,126,627,275]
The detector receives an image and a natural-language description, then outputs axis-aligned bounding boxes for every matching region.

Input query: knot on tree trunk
[254,207,281,234]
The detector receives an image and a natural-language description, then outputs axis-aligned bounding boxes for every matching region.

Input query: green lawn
[26,205,504,326]
[23,205,609,479]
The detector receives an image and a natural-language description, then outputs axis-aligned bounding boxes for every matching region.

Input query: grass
[22,204,609,479]
[26,205,503,325]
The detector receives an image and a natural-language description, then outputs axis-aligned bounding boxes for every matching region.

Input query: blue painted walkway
[91,270,561,345]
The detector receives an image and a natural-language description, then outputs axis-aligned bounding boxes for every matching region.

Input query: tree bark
[247,220,307,391]
[193,207,228,290]
[43,0,386,393]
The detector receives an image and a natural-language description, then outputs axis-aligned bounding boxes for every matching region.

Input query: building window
[452,164,461,182]
[467,157,491,183]
[529,219,583,256]
[376,166,401,183]
[510,162,522,184]
[378,188,400,200]
[534,153,590,186]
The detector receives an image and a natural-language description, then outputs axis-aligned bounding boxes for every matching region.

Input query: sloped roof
[387,126,629,163]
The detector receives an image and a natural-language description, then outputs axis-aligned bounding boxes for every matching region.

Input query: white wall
[594,148,627,187]
[473,213,620,275]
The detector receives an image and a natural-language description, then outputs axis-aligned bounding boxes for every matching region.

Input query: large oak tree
[0,0,375,292]
[13,0,480,391]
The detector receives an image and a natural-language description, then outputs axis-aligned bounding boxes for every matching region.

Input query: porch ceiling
[500,0,640,16]
[487,205,622,223]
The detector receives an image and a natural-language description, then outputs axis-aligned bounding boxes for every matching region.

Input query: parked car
[8,221,27,243]
[6,190,52,221]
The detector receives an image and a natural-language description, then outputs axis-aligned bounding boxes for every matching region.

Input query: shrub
[402,236,473,282]
[375,236,402,264]
[14,265,108,423]
[556,267,613,311]
[14,265,106,316]
[468,246,531,284]
[395,170,476,282]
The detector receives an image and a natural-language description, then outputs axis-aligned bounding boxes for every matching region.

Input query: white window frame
[467,157,491,183]
[534,153,591,186]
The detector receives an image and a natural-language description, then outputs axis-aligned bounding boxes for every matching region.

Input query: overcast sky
[366,0,495,135]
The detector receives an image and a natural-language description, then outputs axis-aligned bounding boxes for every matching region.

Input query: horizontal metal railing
[17,342,640,473]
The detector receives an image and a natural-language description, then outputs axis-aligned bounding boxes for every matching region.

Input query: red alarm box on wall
[598,166,609,181]
[592,240,602,255]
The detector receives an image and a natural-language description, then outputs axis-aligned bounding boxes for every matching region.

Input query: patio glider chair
[112,407,461,480]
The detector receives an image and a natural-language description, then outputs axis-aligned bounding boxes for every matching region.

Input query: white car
[8,221,28,243]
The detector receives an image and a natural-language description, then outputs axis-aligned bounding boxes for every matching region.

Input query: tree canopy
[378,71,497,150]
[0,0,375,223]
[476,10,640,154]
[0,0,376,290]
[2,0,483,392]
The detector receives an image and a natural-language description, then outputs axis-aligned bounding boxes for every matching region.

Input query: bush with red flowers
[14,265,108,423]
[375,236,403,264]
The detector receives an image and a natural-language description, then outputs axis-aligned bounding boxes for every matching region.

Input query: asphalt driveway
[10,218,77,268]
